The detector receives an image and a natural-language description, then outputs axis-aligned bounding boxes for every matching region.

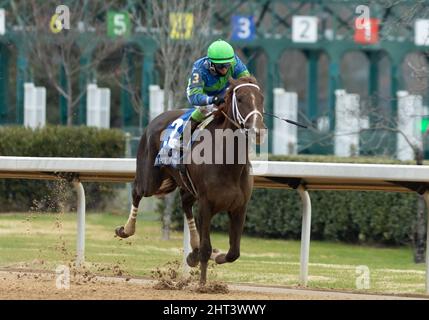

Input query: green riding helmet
[207,39,235,64]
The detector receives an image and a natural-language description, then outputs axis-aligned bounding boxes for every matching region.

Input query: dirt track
[0,270,426,300]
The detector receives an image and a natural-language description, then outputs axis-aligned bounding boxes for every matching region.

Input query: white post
[87,84,111,128]
[183,216,191,275]
[273,88,298,155]
[87,84,97,127]
[397,91,423,161]
[149,85,164,121]
[73,180,86,267]
[0,9,5,35]
[298,185,311,286]
[24,83,46,128]
[36,87,46,127]
[423,191,429,295]
[334,90,360,157]
[99,88,111,128]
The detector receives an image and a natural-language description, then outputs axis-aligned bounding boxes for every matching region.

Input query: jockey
[186,39,251,126]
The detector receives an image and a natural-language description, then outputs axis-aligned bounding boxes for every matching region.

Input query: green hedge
[0,126,125,212]
[163,155,424,246]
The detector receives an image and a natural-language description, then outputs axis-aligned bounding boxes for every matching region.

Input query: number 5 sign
[107,11,131,38]
[292,16,318,43]
[231,15,255,41]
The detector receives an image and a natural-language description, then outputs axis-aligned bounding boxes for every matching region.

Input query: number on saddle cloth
[154,108,194,168]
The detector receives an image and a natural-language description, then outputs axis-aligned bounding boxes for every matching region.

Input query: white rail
[0,156,428,294]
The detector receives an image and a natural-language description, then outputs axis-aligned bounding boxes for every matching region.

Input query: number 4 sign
[292,16,318,43]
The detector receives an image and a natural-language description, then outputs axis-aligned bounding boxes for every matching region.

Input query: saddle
[154,109,214,169]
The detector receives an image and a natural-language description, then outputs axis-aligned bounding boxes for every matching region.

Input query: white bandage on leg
[124,205,138,236]
[187,218,200,250]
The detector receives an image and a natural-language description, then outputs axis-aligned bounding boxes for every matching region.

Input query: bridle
[221,83,263,131]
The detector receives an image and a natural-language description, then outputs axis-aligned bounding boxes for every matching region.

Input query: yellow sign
[169,13,193,39]
[50,14,62,33]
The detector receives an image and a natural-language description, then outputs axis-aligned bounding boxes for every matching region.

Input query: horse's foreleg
[185,216,201,268]
[187,217,200,250]
[215,208,246,264]
[115,184,142,238]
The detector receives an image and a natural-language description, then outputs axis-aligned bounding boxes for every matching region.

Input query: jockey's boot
[190,117,199,132]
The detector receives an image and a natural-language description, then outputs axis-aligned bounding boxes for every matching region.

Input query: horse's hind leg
[115,166,163,239]
[114,183,144,238]
[214,208,246,265]
[180,190,199,267]
[198,202,214,285]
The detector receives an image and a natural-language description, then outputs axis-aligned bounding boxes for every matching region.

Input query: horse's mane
[213,76,259,123]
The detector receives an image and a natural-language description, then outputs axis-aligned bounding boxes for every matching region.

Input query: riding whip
[263,112,308,129]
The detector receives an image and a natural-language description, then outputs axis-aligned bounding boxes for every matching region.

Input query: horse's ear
[248,76,258,84]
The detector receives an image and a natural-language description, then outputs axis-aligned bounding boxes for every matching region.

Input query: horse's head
[221,76,267,144]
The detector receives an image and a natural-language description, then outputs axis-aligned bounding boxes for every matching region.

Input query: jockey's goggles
[214,62,231,69]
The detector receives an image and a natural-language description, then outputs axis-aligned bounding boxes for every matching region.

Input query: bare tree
[364,102,428,263]
[126,0,213,240]
[137,0,212,111]
[11,0,123,126]
[295,93,428,262]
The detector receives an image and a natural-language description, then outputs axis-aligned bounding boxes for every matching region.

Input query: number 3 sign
[231,15,255,41]
[292,16,318,43]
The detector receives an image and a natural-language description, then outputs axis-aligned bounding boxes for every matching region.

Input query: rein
[221,110,241,129]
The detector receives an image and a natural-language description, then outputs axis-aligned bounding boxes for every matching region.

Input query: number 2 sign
[292,16,318,43]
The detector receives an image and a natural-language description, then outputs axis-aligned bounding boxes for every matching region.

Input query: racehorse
[115,76,266,285]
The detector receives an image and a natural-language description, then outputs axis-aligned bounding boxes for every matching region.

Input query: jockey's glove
[212,95,225,106]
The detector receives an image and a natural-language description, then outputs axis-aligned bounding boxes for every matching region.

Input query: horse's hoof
[210,248,221,261]
[214,253,227,264]
[115,226,130,239]
[186,252,199,267]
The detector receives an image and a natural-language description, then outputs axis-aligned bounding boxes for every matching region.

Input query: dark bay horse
[115,76,266,285]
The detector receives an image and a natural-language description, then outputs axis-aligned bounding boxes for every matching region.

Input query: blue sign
[231,15,255,41]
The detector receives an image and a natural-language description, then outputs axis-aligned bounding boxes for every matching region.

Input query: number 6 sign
[292,16,318,43]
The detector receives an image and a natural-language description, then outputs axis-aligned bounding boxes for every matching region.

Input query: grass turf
[0,212,426,295]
